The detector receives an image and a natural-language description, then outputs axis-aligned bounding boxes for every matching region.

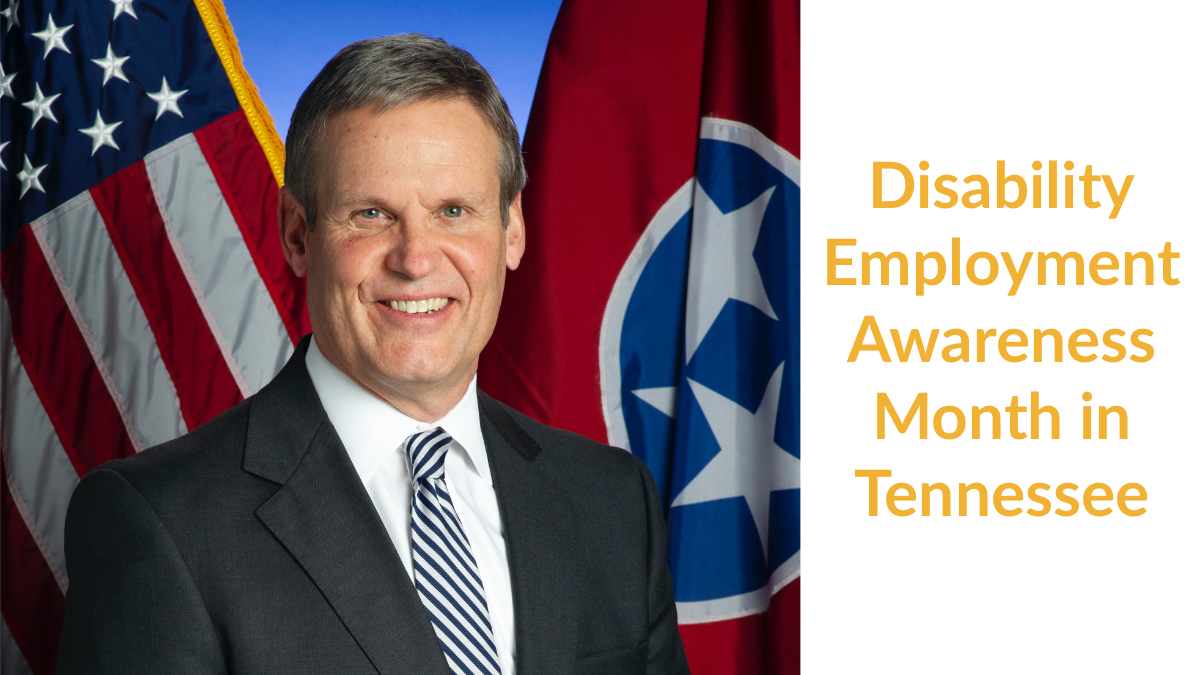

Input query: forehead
[318,98,500,187]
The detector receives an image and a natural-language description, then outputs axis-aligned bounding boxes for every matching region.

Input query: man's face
[280,97,525,412]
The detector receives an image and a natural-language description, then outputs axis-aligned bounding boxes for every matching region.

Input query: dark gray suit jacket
[57,336,689,675]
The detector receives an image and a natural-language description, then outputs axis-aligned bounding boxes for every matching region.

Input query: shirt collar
[304,337,492,486]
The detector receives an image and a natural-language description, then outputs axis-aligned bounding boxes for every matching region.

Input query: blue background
[222,0,563,143]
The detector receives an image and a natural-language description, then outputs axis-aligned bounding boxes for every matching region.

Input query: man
[57,34,689,675]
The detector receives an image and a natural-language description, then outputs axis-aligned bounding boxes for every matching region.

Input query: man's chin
[367,360,464,393]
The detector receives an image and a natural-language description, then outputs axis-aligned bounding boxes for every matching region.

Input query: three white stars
[31,13,72,58]
[147,78,187,119]
[22,83,59,128]
[630,178,794,565]
[79,111,122,155]
[91,44,130,86]
[683,183,778,363]
[672,363,800,564]
[17,155,47,197]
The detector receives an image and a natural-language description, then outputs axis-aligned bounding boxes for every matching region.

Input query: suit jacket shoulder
[479,392,653,496]
[58,340,404,675]
[477,392,688,675]
[90,396,256,511]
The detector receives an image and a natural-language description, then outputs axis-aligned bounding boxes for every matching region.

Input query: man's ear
[505,192,526,271]
[278,186,311,277]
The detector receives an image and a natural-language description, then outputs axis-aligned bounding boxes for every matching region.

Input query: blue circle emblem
[600,119,800,621]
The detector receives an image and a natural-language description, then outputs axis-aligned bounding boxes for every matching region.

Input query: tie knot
[404,427,452,484]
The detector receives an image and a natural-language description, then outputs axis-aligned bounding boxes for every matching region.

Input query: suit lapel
[246,337,449,675]
[479,392,580,673]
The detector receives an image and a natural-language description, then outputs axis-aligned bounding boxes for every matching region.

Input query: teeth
[387,298,449,314]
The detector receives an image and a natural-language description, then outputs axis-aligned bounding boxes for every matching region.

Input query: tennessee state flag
[479,0,800,672]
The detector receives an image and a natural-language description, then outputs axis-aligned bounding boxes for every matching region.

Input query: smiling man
[56,35,689,675]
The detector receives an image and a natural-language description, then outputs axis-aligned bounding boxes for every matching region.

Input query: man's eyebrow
[438,191,492,207]
[327,190,497,212]
[328,192,387,210]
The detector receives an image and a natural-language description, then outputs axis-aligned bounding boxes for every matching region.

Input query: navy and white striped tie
[404,427,502,675]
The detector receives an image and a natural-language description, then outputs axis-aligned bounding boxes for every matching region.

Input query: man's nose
[386,214,441,280]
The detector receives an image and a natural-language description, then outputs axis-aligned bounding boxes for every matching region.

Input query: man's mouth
[382,297,450,315]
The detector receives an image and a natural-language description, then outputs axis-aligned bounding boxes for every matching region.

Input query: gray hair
[284,34,526,228]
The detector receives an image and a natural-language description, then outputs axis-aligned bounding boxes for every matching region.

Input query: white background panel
[801,1,1198,671]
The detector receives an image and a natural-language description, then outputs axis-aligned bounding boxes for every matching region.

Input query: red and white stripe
[0,110,306,675]
[2,616,34,675]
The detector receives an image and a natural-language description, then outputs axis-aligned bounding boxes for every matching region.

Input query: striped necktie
[404,427,502,675]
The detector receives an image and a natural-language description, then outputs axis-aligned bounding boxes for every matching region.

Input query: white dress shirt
[306,340,515,675]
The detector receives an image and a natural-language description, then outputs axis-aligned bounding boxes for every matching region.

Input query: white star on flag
[79,111,122,155]
[91,44,131,86]
[147,78,187,119]
[632,386,679,418]
[1,0,20,33]
[31,14,72,58]
[0,62,14,99]
[683,183,778,363]
[111,0,137,20]
[672,362,801,564]
[22,83,60,129]
[17,155,47,197]
[0,140,9,171]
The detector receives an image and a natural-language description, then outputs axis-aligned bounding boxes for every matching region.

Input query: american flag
[0,1,303,672]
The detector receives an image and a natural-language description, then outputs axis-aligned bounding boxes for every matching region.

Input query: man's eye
[441,205,465,218]
[360,208,383,219]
